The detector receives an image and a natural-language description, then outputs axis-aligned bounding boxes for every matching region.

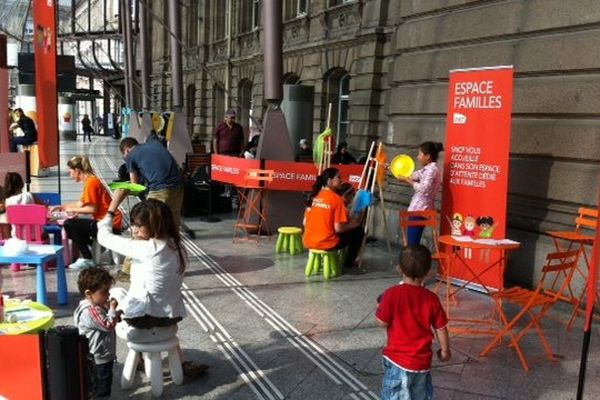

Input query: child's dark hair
[77,266,115,295]
[398,244,432,279]
[130,199,186,273]
[336,182,354,197]
[4,172,25,197]
[476,216,494,226]
[306,167,339,207]
[336,141,348,153]
[420,141,444,162]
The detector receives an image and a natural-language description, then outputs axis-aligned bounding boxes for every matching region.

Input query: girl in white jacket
[98,197,207,380]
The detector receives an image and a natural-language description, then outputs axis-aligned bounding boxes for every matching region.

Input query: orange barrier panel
[210,154,364,191]
[0,334,45,399]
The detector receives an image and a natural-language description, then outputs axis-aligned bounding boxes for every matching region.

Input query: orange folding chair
[547,207,598,327]
[399,210,450,297]
[233,169,274,242]
[480,249,580,372]
[547,207,597,272]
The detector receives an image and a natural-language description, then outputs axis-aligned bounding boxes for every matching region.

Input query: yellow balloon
[390,154,415,178]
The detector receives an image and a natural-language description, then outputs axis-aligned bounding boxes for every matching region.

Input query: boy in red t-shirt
[375,245,451,400]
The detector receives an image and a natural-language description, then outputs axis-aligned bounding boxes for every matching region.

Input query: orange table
[439,235,520,294]
[438,235,521,333]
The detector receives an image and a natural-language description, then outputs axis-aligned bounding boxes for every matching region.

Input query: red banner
[265,160,363,191]
[211,155,364,191]
[33,0,59,168]
[210,154,260,186]
[441,66,514,291]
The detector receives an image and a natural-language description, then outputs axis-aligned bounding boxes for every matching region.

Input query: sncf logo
[453,113,467,124]
[348,175,361,183]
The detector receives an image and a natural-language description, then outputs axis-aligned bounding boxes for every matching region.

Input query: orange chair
[6,204,49,272]
[480,249,580,372]
[547,207,598,327]
[233,169,274,242]
[547,207,597,271]
[399,210,451,299]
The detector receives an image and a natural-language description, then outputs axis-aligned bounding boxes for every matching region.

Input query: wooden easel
[356,141,393,269]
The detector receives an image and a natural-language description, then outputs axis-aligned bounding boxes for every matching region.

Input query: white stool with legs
[121,334,183,397]
[111,287,184,397]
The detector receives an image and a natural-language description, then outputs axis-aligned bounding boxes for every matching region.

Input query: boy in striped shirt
[74,267,121,399]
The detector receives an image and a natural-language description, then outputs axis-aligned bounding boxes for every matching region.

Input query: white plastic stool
[121,336,183,397]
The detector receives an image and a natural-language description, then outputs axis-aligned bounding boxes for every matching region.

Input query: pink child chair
[6,204,49,272]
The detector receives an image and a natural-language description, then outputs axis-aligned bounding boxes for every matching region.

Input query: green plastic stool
[275,227,304,255]
[305,249,340,279]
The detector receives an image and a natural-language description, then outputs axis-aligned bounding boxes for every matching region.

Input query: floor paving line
[182,290,282,400]
[182,293,211,332]
[183,237,378,396]
[184,239,376,393]
[184,238,379,399]
[182,284,285,400]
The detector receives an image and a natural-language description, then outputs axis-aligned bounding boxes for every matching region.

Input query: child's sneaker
[69,258,95,270]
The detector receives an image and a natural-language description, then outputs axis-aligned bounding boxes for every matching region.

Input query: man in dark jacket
[9,108,38,152]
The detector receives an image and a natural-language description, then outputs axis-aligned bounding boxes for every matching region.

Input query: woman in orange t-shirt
[303,168,364,272]
[52,155,122,270]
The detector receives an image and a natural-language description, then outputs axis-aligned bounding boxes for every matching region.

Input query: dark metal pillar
[255,0,303,230]
[119,0,131,107]
[138,0,150,111]
[120,0,136,108]
[169,0,183,111]
[168,0,183,111]
[124,0,136,109]
[87,0,91,31]
[103,85,110,135]
[263,0,283,106]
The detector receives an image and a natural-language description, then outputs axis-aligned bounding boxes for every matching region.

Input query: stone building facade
[117,0,599,286]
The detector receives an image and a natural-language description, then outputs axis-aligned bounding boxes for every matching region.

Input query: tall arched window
[186,1,200,47]
[323,68,350,144]
[337,73,350,142]
[241,0,261,32]
[284,0,309,19]
[213,0,229,40]
[238,79,253,133]
[212,83,225,132]
[186,84,196,136]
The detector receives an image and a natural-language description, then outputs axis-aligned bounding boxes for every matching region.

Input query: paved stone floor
[1,135,599,399]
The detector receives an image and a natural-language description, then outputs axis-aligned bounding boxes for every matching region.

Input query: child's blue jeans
[96,360,114,400]
[381,358,433,400]
[407,216,426,246]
